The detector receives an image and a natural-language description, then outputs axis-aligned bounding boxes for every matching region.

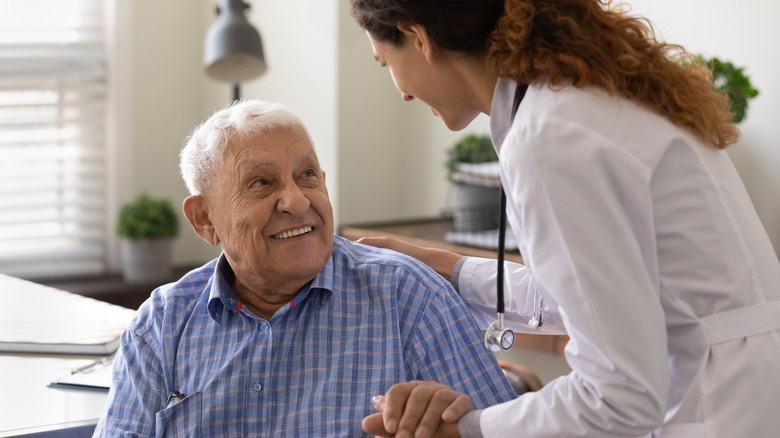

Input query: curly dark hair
[350,0,739,149]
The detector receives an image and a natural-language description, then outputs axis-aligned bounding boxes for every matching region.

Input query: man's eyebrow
[295,151,319,168]
[247,161,274,171]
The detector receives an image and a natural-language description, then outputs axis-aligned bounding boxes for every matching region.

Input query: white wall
[125,0,221,270]
[124,0,780,271]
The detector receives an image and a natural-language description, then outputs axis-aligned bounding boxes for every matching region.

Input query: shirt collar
[490,76,520,154]
[206,248,337,323]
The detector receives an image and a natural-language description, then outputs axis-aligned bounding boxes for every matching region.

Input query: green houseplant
[699,56,759,124]
[445,133,498,183]
[444,133,501,232]
[116,194,179,284]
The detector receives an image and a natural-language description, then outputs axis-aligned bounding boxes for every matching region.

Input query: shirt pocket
[154,390,203,438]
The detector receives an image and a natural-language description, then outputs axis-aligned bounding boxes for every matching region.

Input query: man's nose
[402,92,415,102]
[276,183,310,216]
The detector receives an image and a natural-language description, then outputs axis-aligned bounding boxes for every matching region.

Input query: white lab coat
[458,77,780,437]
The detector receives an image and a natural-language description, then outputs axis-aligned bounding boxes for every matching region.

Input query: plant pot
[119,238,173,285]
[451,184,501,231]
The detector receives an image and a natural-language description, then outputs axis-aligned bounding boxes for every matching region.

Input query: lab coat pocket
[154,390,203,438]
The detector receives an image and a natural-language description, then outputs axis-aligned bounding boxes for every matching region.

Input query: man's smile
[271,226,313,240]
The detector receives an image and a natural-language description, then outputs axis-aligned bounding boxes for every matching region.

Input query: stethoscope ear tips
[528,318,540,330]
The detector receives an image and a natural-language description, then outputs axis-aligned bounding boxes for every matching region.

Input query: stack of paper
[451,162,502,188]
[0,274,137,355]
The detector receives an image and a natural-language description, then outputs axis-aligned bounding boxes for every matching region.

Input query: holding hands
[362,381,474,438]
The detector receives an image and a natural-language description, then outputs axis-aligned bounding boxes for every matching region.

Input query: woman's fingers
[356,236,421,258]
[355,237,462,279]
[374,381,473,438]
[412,387,474,438]
[441,393,475,422]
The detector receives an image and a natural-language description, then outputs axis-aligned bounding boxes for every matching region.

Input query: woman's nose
[402,93,415,102]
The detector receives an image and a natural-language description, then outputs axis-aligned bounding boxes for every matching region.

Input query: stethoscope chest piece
[485,316,515,352]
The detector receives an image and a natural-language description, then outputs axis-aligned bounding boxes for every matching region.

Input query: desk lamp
[204,0,267,102]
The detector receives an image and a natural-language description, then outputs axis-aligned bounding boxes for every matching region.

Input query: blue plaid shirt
[94,236,515,437]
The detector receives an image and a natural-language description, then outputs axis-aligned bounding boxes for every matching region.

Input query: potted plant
[445,133,502,232]
[699,55,759,124]
[116,194,179,284]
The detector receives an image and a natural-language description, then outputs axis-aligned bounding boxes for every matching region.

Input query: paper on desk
[0,274,136,355]
[49,357,114,392]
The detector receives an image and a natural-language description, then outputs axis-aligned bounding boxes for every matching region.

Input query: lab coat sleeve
[467,114,670,437]
[457,256,567,335]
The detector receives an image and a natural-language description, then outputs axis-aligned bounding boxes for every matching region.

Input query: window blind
[0,0,107,279]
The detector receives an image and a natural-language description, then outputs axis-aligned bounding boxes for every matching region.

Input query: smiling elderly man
[93,100,515,437]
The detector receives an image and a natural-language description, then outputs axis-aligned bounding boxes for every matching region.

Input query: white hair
[180,100,310,195]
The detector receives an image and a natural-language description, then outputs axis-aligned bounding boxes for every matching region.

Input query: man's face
[204,124,334,294]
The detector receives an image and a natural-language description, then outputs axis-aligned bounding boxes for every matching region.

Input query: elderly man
[93,100,516,437]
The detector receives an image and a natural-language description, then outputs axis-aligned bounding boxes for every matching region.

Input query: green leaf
[445,134,497,182]
[116,194,179,241]
[699,55,759,124]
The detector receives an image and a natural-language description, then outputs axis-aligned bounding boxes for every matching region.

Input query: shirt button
[259,322,269,332]
[253,383,263,393]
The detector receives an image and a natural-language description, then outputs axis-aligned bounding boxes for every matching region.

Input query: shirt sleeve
[458,410,484,438]
[93,304,166,436]
[405,284,517,409]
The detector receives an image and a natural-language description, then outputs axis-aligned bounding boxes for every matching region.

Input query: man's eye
[251,178,268,187]
[302,169,317,178]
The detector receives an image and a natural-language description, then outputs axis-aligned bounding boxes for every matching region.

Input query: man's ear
[182,195,220,246]
[397,23,435,63]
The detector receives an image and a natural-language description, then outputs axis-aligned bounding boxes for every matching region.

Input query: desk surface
[0,354,108,437]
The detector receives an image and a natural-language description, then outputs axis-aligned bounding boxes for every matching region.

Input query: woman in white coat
[349,0,780,437]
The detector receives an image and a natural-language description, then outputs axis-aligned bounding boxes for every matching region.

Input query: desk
[340,218,569,356]
[0,274,134,438]
[0,354,107,437]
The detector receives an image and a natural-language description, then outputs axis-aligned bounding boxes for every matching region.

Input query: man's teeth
[273,226,313,239]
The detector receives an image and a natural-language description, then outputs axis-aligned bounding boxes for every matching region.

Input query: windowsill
[39,266,197,310]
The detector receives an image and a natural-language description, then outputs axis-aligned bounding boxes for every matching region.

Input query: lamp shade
[204,0,267,83]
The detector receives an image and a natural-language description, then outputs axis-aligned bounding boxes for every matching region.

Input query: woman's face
[367,30,482,131]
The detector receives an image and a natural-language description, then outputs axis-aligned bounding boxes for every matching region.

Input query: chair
[498,360,543,395]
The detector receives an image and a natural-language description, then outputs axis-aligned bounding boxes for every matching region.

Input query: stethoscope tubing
[489,82,542,352]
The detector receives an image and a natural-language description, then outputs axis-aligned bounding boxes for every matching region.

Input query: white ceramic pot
[451,184,501,231]
[119,238,173,285]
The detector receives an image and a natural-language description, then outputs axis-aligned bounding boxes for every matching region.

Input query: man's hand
[362,381,474,438]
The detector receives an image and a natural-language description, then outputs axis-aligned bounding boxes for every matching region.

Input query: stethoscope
[484,83,544,352]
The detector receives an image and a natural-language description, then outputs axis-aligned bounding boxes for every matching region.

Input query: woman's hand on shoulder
[355,237,463,279]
